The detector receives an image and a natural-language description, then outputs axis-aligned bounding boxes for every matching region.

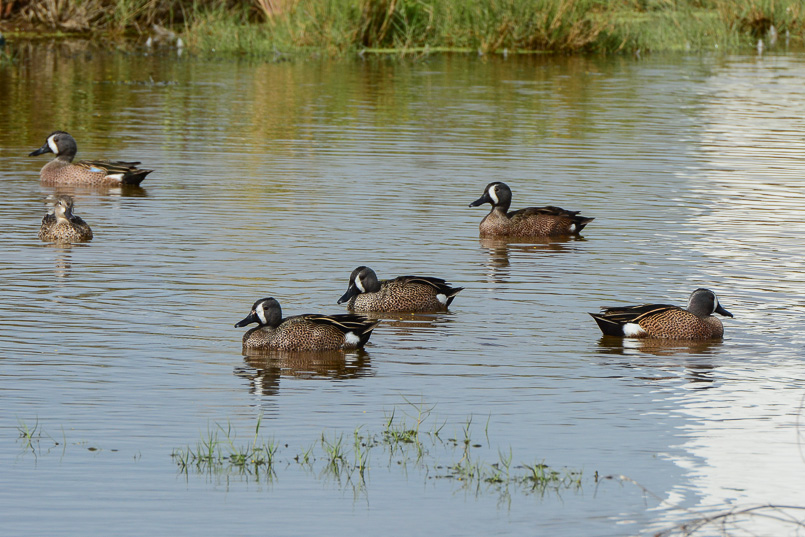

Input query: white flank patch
[345,332,360,345]
[489,185,499,204]
[47,135,59,155]
[436,293,447,305]
[623,323,646,337]
[355,275,365,293]
[569,223,576,232]
[255,303,268,325]
[105,173,124,182]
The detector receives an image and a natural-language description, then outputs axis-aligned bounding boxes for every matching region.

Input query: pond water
[1,42,805,536]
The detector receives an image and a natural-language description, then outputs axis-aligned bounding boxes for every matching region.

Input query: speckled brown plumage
[236,298,380,351]
[469,181,593,238]
[30,131,152,186]
[589,289,733,340]
[628,307,723,339]
[38,195,93,243]
[338,266,463,313]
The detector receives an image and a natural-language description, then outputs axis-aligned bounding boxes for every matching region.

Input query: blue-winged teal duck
[29,131,152,186]
[589,288,733,340]
[469,182,593,237]
[337,266,463,312]
[235,297,380,351]
[39,195,93,243]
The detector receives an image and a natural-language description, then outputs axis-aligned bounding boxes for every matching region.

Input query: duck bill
[337,285,359,304]
[234,312,259,328]
[29,142,53,157]
[715,303,733,318]
[468,193,491,207]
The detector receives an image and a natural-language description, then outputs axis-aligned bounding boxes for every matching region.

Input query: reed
[714,0,802,38]
[173,0,805,55]
[1,1,803,54]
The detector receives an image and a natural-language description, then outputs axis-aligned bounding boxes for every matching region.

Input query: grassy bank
[1,0,803,55]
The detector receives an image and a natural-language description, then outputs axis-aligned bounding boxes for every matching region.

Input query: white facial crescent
[47,135,59,155]
[488,185,499,205]
[255,303,268,325]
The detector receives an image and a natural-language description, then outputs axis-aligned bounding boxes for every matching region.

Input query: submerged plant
[172,403,585,498]
[15,418,64,456]
[321,432,349,477]
[172,415,279,479]
[17,418,44,452]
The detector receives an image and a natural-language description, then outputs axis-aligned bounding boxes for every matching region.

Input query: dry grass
[714,0,803,37]
[0,0,803,53]
[20,0,107,31]
[254,0,297,21]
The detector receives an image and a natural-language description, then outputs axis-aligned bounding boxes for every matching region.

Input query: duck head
[687,288,733,318]
[469,181,512,211]
[338,266,381,304]
[235,297,283,328]
[30,131,78,161]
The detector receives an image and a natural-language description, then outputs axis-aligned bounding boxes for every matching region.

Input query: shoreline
[1,0,803,58]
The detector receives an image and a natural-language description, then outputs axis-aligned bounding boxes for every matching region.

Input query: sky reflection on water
[1,46,805,536]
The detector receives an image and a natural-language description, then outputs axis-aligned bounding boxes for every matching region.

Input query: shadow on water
[234,349,373,397]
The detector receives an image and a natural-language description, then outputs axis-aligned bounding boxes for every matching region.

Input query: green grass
[171,402,584,496]
[2,0,803,56]
[177,0,805,56]
[171,415,279,478]
[16,418,65,456]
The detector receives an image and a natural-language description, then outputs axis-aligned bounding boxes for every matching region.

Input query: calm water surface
[1,44,804,536]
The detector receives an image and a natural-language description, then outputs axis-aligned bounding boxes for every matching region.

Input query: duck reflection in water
[479,236,585,284]
[355,312,455,343]
[41,241,75,280]
[44,184,148,199]
[595,337,722,387]
[234,349,372,397]
[596,336,723,356]
[53,247,72,280]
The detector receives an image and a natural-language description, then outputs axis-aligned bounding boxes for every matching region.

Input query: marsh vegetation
[171,403,585,496]
[1,0,802,55]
